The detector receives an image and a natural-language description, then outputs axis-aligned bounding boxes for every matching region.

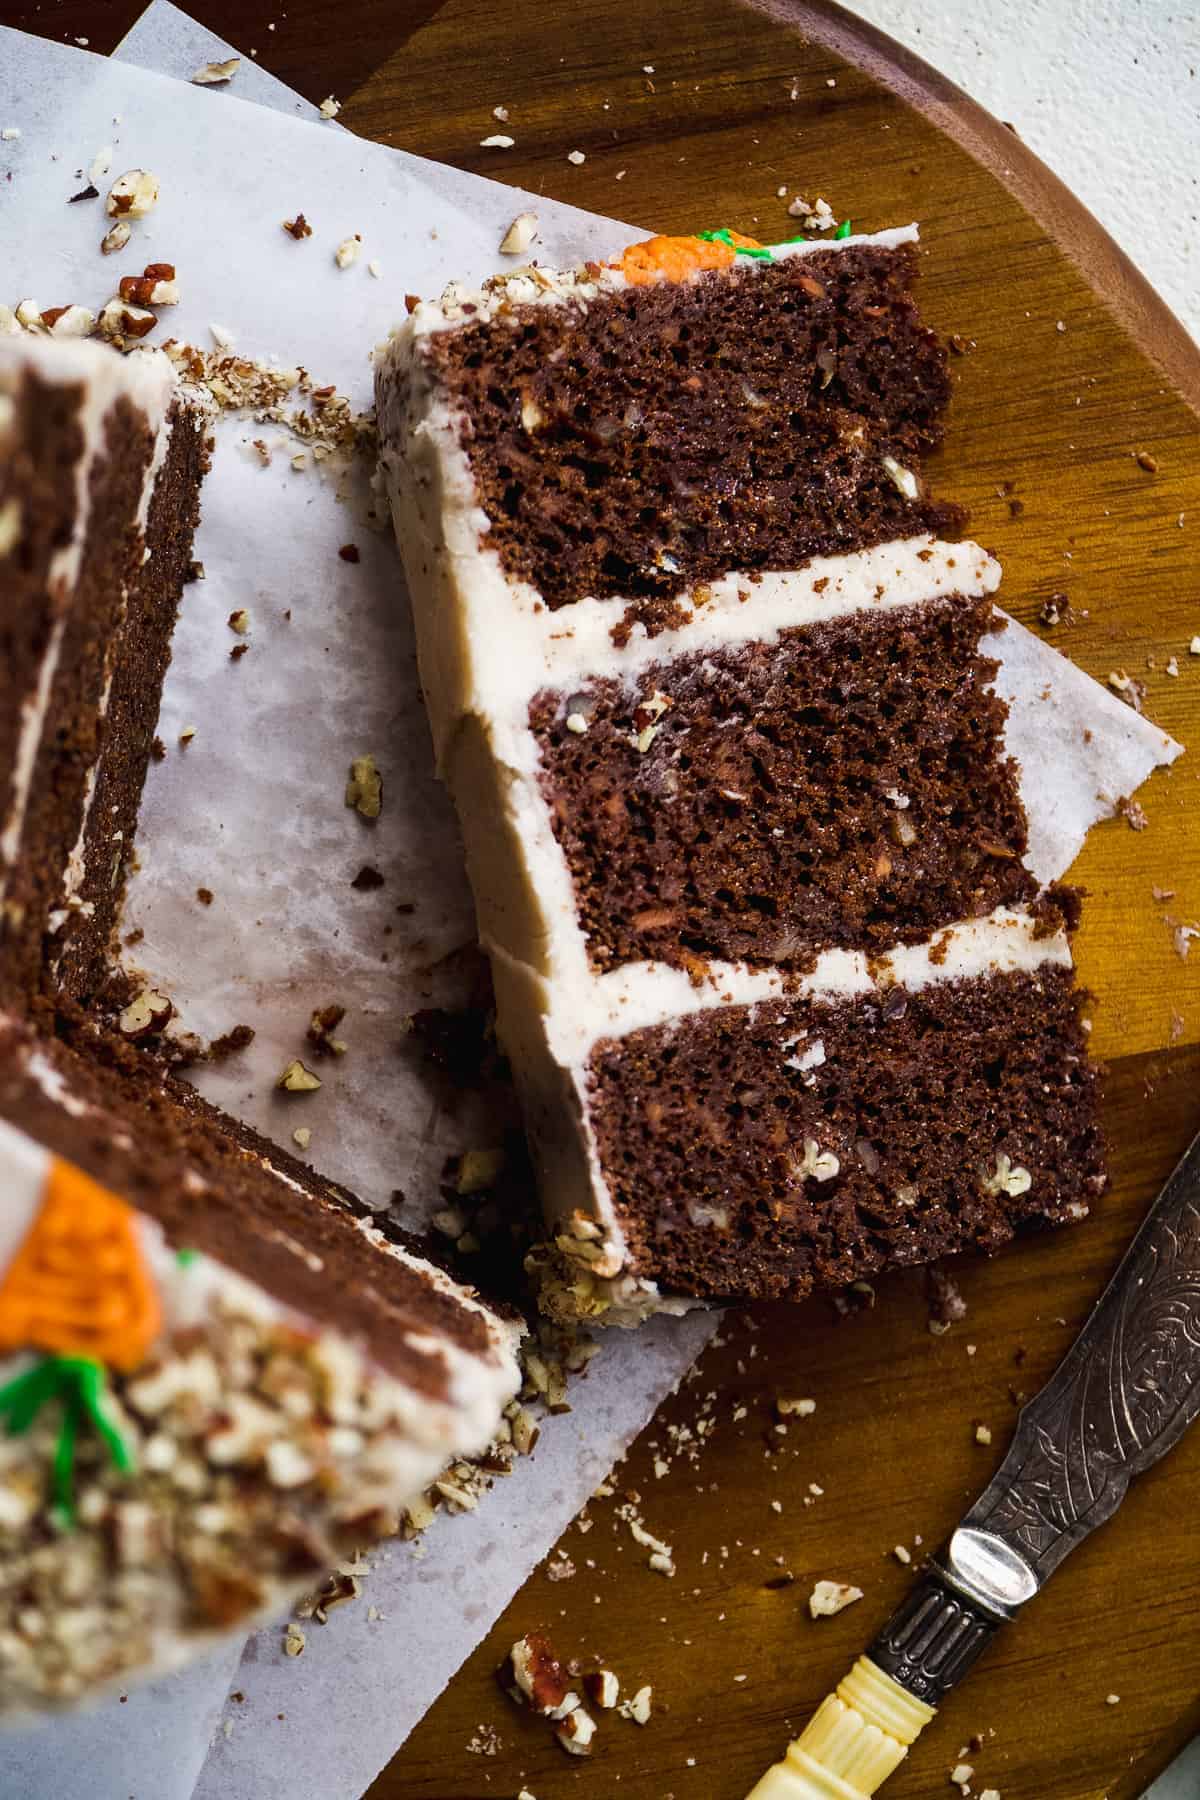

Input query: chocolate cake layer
[531,595,1035,971]
[0,364,81,866]
[422,242,963,620]
[584,963,1103,1301]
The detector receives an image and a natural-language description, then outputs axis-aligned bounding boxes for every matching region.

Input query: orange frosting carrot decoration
[0,1159,160,1372]
[615,229,766,286]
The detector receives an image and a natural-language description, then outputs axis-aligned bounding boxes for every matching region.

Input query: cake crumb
[500,212,539,255]
[277,1059,321,1093]
[620,1684,653,1725]
[106,169,159,218]
[209,1024,254,1060]
[555,1706,596,1755]
[101,220,132,255]
[618,1507,675,1576]
[776,1396,816,1417]
[283,1623,306,1657]
[293,1127,312,1150]
[335,235,362,270]
[345,754,383,819]
[1106,1692,1121,1705]
[191,58,240,84]
[480,134,515,148]
[951,1765,974,1790]
[893,1544,912,1565]
[975,1423,993,1445]
[809,1579,863,1619]
[1107,669,1146,712]
[282,214,313,240]
[319,96,341,119]
[585,1669,620,1709]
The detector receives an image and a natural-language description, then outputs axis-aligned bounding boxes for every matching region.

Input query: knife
[747,1129,1200,1799]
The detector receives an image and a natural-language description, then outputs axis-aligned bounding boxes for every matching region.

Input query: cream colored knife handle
[745,1656,934,1800]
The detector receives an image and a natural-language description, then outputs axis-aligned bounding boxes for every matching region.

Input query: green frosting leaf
[0,1354,136,1529]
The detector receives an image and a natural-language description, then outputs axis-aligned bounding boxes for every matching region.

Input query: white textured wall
[847,0,1200,339]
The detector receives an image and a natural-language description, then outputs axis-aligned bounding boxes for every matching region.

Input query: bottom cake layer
[0,1013,522,1712]
[522,904,1105,1319]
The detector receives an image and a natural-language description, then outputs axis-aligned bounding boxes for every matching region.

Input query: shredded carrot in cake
[0,1159,160,1371]
[615,231,765,285]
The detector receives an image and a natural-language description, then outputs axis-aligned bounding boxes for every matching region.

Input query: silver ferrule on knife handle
[746,1130,1200,1799]
[865,1529,1029,1706]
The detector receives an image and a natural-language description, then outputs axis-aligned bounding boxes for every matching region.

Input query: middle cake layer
[529,591,1034,972]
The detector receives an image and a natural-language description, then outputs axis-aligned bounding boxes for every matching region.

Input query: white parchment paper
[0,17,1181,1799]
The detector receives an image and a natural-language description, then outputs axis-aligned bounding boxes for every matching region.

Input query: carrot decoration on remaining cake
[615,228,767,284]
[0,1159,157,1523]
[614,222,855,284]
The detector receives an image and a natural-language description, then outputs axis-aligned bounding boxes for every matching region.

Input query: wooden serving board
[17,0,1200,1794]
[351,6,1200,1797]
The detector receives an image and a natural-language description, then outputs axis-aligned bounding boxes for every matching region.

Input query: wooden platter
[17,1,1200,1795]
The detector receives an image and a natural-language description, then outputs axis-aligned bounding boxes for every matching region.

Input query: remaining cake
[376,227,1106,1322]
[0,1101,520,1714]
[0,335,523,1708]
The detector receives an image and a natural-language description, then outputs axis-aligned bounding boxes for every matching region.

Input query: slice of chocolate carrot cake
[376,227,1105,1322]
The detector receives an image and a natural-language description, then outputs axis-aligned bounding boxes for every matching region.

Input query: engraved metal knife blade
[870,1127,1200,1705]
[747,1130,1200,1799]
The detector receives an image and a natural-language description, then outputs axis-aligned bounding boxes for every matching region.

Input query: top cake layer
[399,228,964,629]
